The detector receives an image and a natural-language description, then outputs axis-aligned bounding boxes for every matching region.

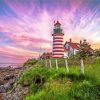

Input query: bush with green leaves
[26,79,71,100]
[69,80,100,100]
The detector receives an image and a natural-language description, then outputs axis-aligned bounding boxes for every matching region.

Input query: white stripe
[53,39,63,41]
[53,39,63,42]
[53,42,63,44]
[53,36,63,38]
[53,45,64,48]
[53,48,64,51]
[53,52,64,54]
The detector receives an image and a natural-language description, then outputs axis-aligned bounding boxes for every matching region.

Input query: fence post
[49,59,52,68]
[56,59,58,69]
[45,59,47,67]
[65,58,69,72]
[80,59,84,74]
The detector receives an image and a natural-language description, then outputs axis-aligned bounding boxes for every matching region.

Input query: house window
[68,45,70,50]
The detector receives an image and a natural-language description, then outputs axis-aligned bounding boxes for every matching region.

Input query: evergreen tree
[94,49,100,57]
[78,39,93,59]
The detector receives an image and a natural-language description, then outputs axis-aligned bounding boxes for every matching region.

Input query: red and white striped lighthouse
[52,20,64,58]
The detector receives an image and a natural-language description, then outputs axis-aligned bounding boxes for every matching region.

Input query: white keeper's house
[64,38,82,58]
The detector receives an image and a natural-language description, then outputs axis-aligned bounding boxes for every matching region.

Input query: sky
[0,0,100,63]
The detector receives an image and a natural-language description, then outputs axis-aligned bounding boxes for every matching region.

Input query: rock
[3,84,29,100]
[0,79,4,85]
[4,75,15,80]
[0,65,23,99]
[0,85,6,93]
[3,82,12,90]
[9,77,17,85]
[0,76,17,93]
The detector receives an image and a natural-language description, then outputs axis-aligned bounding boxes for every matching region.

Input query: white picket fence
[45,58,84,74]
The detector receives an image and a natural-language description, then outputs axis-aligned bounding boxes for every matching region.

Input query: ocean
[0,63,23,68]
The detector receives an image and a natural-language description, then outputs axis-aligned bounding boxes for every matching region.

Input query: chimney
[80,40,82,44]
[69,38,72,43]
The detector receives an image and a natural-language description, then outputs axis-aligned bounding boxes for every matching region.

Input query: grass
[18,57,100,100]
[69,80,100,100]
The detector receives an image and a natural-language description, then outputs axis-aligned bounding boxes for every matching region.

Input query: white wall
[64,52,68,58]
[64,43,79,56]
[74,49,79,55]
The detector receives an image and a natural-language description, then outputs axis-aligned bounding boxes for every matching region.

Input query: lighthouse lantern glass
[54,24,62,34]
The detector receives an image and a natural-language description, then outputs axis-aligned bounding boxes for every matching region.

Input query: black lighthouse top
[53,20,63,34]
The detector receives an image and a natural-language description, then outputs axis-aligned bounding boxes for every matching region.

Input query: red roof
[53,50,64,52]
[54,20,61,26]
[40,52,52,59]
[52,33,64,36]
[65,42,79,49]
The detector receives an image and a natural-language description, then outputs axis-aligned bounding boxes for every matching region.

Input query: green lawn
[19,58,100,100]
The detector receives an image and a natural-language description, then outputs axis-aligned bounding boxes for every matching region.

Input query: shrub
[18,67,51,86]
[26,90,46,100]
[26,80,70,100]
[69,80,100,100]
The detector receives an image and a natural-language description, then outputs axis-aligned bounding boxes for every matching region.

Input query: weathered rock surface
[0,76,17,93]
[3,84,28,100]
[0,79,4,85]
[4,75,15,80]
[0,67,22,99]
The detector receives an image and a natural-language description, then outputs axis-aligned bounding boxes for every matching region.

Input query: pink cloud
[0,46,39,63]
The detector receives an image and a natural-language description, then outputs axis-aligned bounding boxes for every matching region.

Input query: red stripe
[53,47,64,48]
[53,50,64,52]
[53,40,63,42]
[52,34,64,36]
[53,47,64,49]
[53,54,64,55]
[53,39,63,41]
[53,44,63,45]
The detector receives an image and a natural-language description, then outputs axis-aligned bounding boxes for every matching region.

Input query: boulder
[0,85,6,93]
[3,84,29,100]
[0,77,17,93]
[4,75,15,80]
[0,79,4,85]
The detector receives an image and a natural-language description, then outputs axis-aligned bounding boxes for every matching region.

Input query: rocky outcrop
[4,75,15,80]
[0,67,22,99]
[0,79,4,86]
[0,76,17,93]
[0,65,31,100]
[3,84,28,100]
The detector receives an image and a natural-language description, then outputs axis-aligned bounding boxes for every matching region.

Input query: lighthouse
[52,20,64,58]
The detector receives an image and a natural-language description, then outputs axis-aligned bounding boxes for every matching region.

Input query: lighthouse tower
[52,20,64,58]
